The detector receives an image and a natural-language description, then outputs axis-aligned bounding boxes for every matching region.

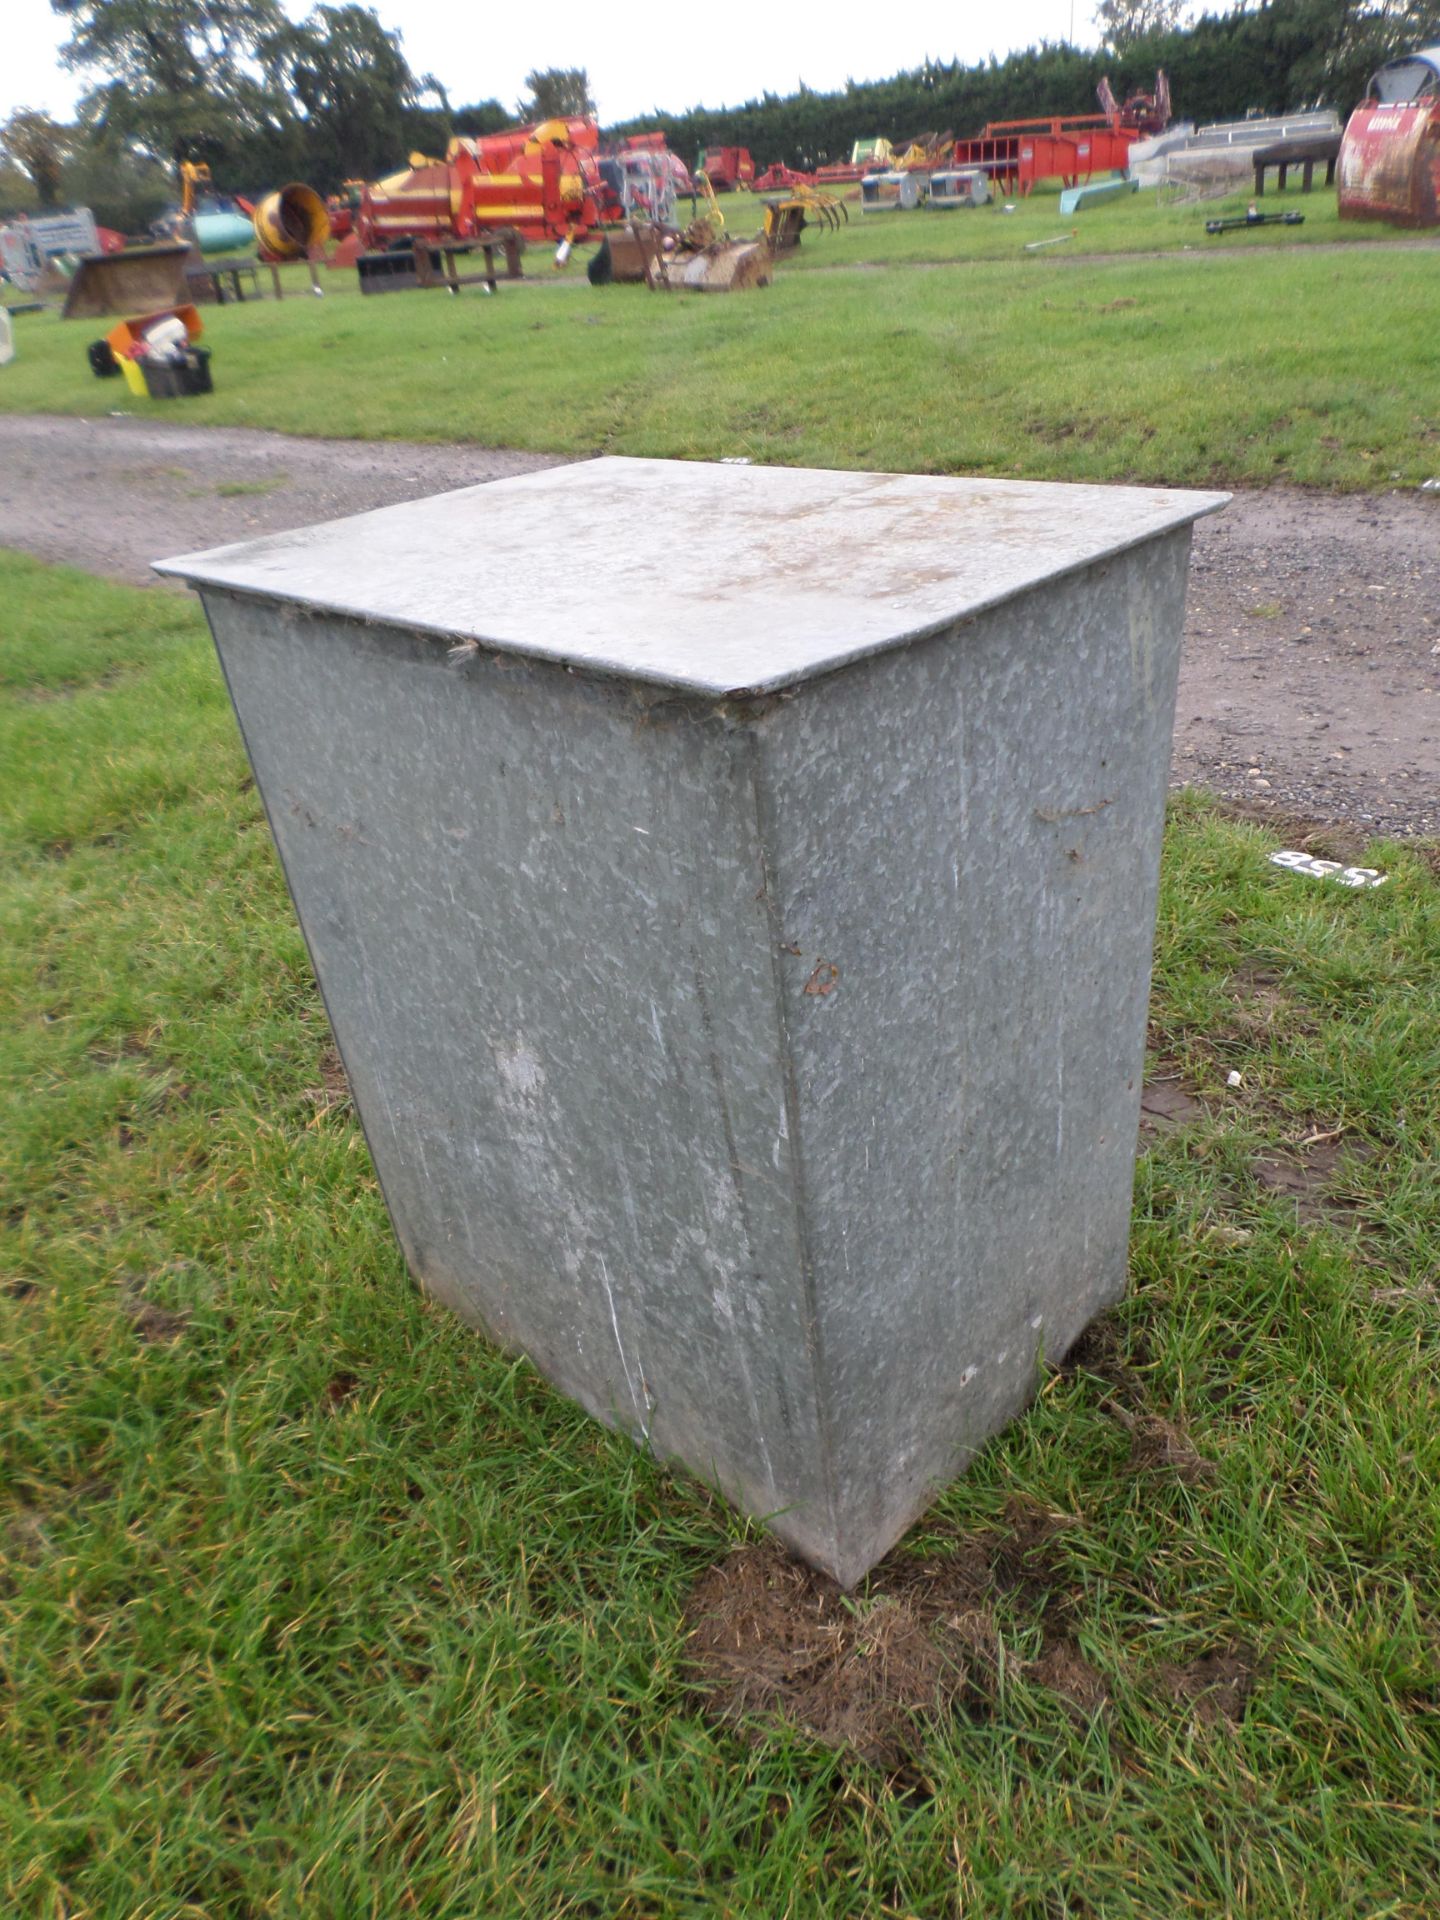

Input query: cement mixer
[170,163,331,267]
[252,185,332,261]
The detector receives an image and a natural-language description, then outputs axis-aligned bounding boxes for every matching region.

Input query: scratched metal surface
[203,595,832,1557]
[184,471,1209,1584]
[750,534,1193,1581]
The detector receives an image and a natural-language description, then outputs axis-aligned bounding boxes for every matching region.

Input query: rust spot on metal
[1034,796,1113,825]
[804,961,840,997]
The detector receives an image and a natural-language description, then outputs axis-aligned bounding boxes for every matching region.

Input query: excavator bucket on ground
[61,244,191,321]
[671,239,772,290]
[1338,48,1440,227]
[588,221,771,290]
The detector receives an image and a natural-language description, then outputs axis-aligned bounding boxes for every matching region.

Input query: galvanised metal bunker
[158,457,1225,1586]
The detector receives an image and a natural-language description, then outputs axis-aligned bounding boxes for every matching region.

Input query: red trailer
[1338,47,1440,227]
[950,115,1137,197]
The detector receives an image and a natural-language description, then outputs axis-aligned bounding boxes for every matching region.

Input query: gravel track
[3,412,1435,836]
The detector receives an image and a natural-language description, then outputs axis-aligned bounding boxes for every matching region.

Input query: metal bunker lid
[155,456,1228,699]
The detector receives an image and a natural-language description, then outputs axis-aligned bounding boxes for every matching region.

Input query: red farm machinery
[355,117,779,293]
[810,76,1168,202]
[695,146,756,191]
[1096,71,1172,139]
[816,139,893,185]
[752,161,816,191]
[948,113,1140,198]
[358,117,620,265]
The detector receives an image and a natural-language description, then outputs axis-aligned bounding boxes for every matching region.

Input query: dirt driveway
[3,413,1435,836]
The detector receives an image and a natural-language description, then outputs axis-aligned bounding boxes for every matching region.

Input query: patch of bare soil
[1105,1405,1218,1485]
[684,1548,966,1767]
[1055,1316,1149,1406]
[324,1368,361,1408]
[1252,1133,1375,1229]
[304,1045,352,1116]
[119,1271,190,1343]
[123,1296,190,1343]
[1150,1646,1260,1725]
[1139,1077,1207,1135]
[1029,1639,1110,1716]
[683,1328,1253,1763]
[683,1498,1093,1766]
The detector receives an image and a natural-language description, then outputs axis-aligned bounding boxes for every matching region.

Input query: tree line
[608,2,1440,170]
[3,0,1438,234]
[0,0,581,232]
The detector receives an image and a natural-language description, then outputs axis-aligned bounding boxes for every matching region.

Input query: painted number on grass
[1270,850,1389,889]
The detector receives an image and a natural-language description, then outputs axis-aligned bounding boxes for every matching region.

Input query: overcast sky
[4,0,1124,127]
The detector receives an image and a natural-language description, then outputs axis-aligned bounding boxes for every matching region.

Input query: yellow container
[106,306,203,402]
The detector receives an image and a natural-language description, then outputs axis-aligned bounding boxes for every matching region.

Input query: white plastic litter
[1270,850,1388,889]
[140,315,189,363]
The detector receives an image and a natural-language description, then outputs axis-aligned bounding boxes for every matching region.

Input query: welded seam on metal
[741,719,844,1569]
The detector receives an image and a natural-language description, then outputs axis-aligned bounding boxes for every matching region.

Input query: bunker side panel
[752,535,1193,1584]
[202,593,832,1555]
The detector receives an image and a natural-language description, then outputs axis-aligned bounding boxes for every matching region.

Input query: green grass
[737,177,1417,270]
[4,552,1440,1916]
[3,224,1438,490]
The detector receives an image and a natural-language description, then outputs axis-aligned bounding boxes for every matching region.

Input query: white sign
[1270,850,1388,889]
